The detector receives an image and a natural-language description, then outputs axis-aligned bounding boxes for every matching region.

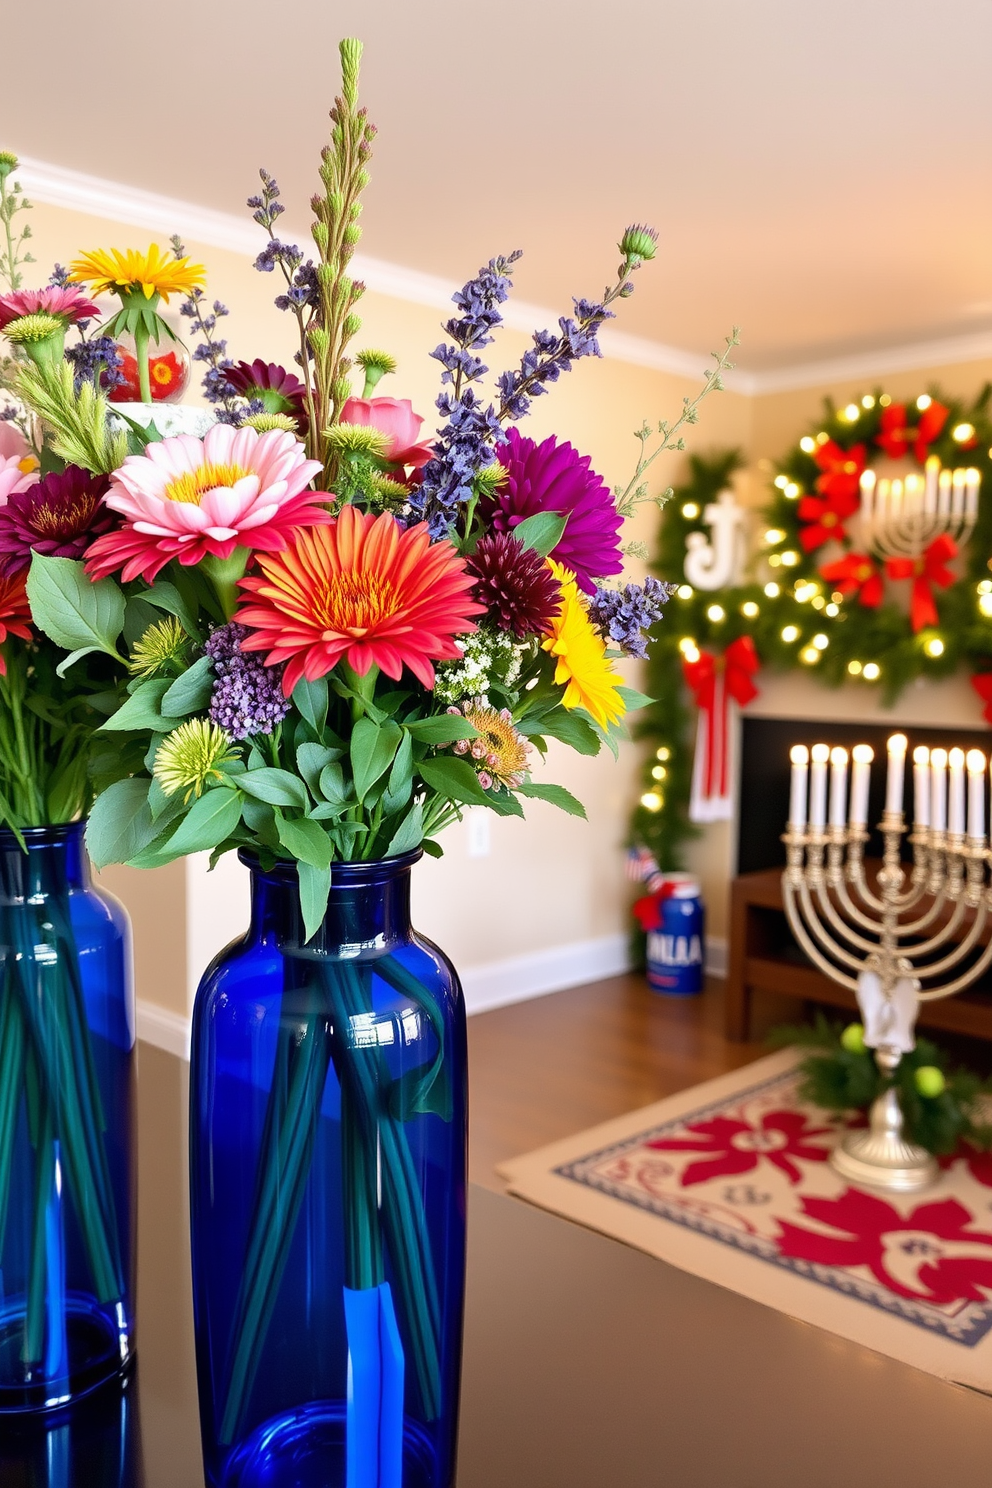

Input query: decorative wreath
[629,388,992,877]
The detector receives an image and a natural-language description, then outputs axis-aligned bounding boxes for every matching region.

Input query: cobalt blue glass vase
[0,824,136,1412]
[189,849,468,1488]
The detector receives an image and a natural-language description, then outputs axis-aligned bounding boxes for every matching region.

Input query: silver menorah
[859,457,980,561]
[782,734,992,1192]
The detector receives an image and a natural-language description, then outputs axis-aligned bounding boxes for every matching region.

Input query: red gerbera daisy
[235,505,485,695]
[797,489,859,552]
[0,572,33,674]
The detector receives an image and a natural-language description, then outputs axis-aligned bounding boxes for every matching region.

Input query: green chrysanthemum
[324,422,390,459]
[239,411,298,434]
[153,720,238,802]
[128,616,192,678]
[355,348,397,394]
[0,151,18,180]
[4,312,63,344]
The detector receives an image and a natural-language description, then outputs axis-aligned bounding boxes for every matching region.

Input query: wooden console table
[726,865,992,1043]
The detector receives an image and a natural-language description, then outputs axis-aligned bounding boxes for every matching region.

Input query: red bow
[972,672,992,724]
[797,489,859,552]
[876,401,949,462]
[682,636,760,798]
[885,533,957,632]
[818,552,884,607]
[813,440,866,501]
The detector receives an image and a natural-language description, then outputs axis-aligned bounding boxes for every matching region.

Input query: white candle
[966,468,981,522]
[913,746,930,829]
[949,747,966,835]
[952,468,966,521]
[829,747,849,828]
[924,455,939,515]
[938,468,952,519]
[885,733,908,814]
[788,744,809,829]
[859,468,875,522]
[809,743,830,830]
[931,747,948,833]
[850,744,873,826]
[967,749,986,839]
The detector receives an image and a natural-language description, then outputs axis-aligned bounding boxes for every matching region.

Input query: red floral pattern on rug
[647,1109,832,1187]
[777,1190,992,1303]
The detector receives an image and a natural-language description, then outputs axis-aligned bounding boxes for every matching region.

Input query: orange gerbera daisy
[0,572,32,674]
[236,506,485,695]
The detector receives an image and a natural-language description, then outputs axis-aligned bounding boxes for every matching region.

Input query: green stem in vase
[133,319,152,404]
[0,972,26,1252]
[23,1080,54,1369]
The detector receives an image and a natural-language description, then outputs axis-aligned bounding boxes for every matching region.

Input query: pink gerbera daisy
[0,450,40,507]
[84,424,330,583]
[0,285,101,330]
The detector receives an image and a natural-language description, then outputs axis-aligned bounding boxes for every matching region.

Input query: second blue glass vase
[189,849,468,1488]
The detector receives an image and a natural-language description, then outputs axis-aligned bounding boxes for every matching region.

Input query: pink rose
[340,396,432,469]
[0,420,31,464]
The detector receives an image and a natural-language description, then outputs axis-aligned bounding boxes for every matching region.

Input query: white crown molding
[19,156,992,396]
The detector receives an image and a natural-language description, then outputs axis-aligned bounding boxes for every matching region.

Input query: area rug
[498,1048,992,1392]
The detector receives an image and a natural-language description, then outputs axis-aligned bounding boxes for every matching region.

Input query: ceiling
[4,0,991,374]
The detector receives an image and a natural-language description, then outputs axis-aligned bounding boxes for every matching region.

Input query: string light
[831,591,845,604]
[978,580,992,594]
[741,600,759,618]
[863,661,881,680]
[706,604,725,622]
[812,633,829,650]
[862,395,875,409]
[781,550,799,566]
[679,638,700,663]
[640,791,663,812]
[917,393,932,411]
[781,625,800,643]
[799,436,816,454]
[655,746,671,761]
[843,403,859,421]
[816,431,830,444]
[879,394,891,407]
[800,645,820,664]
[773,475,789,489]
[980,594,992,618]
[784,482,800,499]
[768,553,782,566]
[676,584,693,599]
[952,423,975,443]
[825,602,840,617]
[764,582,780,598]
[682,502,700,518]
[811,595,825,609]
[848,660,863,675]
[651,764,667,780]
[924,637,944,657]
[764,528,785,544]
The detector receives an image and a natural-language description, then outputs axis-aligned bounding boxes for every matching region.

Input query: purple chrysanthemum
[204,622,290,739]
[466,532,561,639]
[483,428,623,594]
[222,360,309,434]
[0,465,113,576]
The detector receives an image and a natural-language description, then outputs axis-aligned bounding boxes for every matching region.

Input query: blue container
[0,823,135,1412]
[646,875,705,996]
[189,849,468,1488]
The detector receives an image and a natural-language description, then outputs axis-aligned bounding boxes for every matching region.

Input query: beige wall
[20,200,752,1016]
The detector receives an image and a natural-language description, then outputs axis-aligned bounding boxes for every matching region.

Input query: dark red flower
[223,359,310,434]
[0,572,33,673]
[797,489,859,552]
[813,440,866,500]
[876,401,949,462]
[777,1188,992,1304]
[818,552,884,607]
[647,1109,832,1187]
[0,465,114,576]
[465,532,561,639]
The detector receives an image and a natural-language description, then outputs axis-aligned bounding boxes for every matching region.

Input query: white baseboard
[705,936,728,978]
[461,934,632,1016]
[136,998,191,1061]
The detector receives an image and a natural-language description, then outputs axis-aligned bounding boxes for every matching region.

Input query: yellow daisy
[68,245,206,303]
[542,560,626,730]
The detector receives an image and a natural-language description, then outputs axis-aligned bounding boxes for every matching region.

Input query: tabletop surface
[4,1041,992,1487]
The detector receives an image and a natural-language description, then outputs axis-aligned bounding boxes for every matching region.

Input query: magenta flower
[0,285,101,330]
[466,531,562,639]
[777,1189,992,1305]
[483,428,623,594]
[0,465,114,575]
[223,360,310,433]
[648,1109,833,1187]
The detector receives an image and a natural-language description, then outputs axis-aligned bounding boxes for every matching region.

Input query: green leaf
[86,778,154,868]
[421,838,443,858]
[141,580,202,639]
[162,655,214,717]
[160,786,242,858]
[519,706,601,756]
[385,800,424,857]
[99,678,170,732]
[382,731,414,815]
[511,511,567,557]
[351,718,402,803]
[482,789,525,818]
[617,685,654,713]
[292,677,328,735]
[418,756,490,806]
[276,812,333,870]
[238,767,310,810]
[318,761,349,807]
[298,860,331,943]
[27,554,125,671]
[404,716,479,744]
[517,781,587,818]
[296,743,342,797]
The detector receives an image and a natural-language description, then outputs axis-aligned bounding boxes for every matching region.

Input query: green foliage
[15,360,127,474]
[27,555,125,674]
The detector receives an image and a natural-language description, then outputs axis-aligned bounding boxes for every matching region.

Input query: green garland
[631,386,992,873]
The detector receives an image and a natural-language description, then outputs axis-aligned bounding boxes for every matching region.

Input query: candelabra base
[830,1126,938,1194]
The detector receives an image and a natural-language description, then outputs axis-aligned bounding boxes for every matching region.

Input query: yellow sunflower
[542,560,626,730]
[68,244,206,302]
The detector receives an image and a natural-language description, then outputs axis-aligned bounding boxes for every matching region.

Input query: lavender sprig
[65,336,124,394]
[205,624,289,740]
[171,236,245,422]
[589,577,673,660]
[246,172,320,445]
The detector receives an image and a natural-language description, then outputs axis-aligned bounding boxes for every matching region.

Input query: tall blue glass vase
[0,824,136,1412]
[190,850,468,1488]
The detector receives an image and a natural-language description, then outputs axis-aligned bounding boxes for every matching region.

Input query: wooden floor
[466,971,796,1191]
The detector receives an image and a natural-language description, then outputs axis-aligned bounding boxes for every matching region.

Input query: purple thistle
[204,623,290,740]
[588,577,673,659]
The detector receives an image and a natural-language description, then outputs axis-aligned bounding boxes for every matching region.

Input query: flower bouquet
[0,36,734,1479]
